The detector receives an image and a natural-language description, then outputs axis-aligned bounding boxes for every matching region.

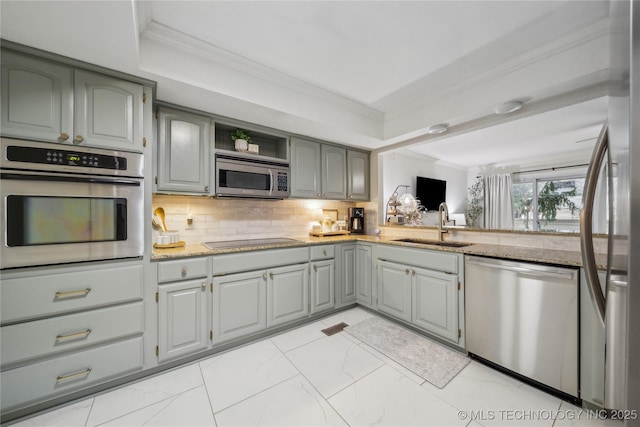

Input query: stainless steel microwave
[215,153,290,199]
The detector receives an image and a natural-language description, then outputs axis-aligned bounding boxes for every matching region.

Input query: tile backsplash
[152,195,362,244]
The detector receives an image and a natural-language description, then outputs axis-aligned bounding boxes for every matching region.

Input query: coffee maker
[348,207,365,234]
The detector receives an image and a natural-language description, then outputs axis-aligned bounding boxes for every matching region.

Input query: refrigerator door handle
[580,122,608,323]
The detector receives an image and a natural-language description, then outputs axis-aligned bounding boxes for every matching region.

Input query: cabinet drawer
[1,263,143,324]
[0,336,143,411]
[157,257,209,283]
[310,245,334,260]
[1,302,143,368]
[212,247,308,276]
[377,245,459,274]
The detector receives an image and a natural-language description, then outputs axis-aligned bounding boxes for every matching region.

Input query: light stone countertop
[151,234,608,270]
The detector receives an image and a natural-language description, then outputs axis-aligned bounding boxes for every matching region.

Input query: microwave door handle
[268,169,274,196]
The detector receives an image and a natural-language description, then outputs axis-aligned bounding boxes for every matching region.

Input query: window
[512,176,584,232]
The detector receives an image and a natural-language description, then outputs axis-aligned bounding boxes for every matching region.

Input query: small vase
[234,139,248,151]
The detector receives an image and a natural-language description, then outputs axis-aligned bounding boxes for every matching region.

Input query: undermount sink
[391,238,473,248]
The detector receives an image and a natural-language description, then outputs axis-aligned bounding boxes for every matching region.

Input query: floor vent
[321,322,348,336]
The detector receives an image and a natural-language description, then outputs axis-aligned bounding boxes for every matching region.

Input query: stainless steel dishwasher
[465,256,579,400]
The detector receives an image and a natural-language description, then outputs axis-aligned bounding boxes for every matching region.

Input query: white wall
[380,151,468,225]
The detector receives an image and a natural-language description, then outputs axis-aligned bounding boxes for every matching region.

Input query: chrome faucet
[438,202,449,241]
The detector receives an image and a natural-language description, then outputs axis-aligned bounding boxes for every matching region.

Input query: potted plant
[230,128,251,151]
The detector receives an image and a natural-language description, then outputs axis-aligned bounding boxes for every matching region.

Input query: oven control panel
[6,146,128,170]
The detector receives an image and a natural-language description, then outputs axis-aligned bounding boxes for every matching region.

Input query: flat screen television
[416,176,446,211]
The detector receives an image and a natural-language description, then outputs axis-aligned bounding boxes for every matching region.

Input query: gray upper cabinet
[347,150,370,201]
[290,137,322,198]
[1,50,145,152]
[321,145,347,199]
[1,50,73,143]
[290,136,361,200]
[74,70,143,152]
[157,107,211,194]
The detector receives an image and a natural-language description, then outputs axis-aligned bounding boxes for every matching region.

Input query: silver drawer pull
[54,288,91,300]
[181,267,187,277]
[55,329,92,343]
[56,368,92,383]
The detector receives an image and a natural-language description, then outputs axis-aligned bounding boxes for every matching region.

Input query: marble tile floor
[11,308,621,427]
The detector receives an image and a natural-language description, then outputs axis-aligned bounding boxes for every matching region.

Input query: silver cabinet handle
[59,133,69,141]
[405,268,410,274]
[313,265,318,272]
[263,272,267,281]
[181,266,187,277]
[323,249,327,256]
[56,368,92,383]
[56,329,92,343]
[269,272,274,280]
[201,282,207,290]
[204,185,209,192]
[74,135,85,143]
[412,269,416,276]
[54,288,91,300]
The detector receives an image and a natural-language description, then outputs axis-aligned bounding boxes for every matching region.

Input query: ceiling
[0,0,614,168]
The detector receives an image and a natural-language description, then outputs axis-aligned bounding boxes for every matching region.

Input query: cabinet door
[321,145,347,199]
[411,267,459,343]
[310,260,335,315]
[157,108,211,193]
[377,260,412,322]
[213,271,266,343]
[290,137,321,198]
[347,150,370,201]
[158,279,209,362]
[355,244,373,305]
[337,244,357,306]
[1,50,73,143]
[74,70,143,152]
[267,264,309,327]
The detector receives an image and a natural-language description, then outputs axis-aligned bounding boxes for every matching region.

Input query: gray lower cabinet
[267,264,309,327]
[355,243,374,306]
[157,257,211,362]
[157,279,210,362]
[157,107,211,193]
[411,266,459,343]
[1,50,145,152]
[375,245,463,346]
[213,270,267,343]
[336,244,357,306]
[310,259,335,315]
[0,260,144,414]
[376,260,412,322]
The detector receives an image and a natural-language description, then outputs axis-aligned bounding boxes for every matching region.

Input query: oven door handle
[0,172,141,187]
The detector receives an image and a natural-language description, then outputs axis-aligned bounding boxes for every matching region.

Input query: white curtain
[483,173,514,229]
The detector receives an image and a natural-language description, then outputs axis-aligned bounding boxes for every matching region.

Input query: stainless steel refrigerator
[580,0,639,419]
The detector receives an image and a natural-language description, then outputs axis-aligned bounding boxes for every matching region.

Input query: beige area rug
[345,316,470,388]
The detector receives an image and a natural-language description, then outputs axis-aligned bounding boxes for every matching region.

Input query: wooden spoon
[154,207,168,231]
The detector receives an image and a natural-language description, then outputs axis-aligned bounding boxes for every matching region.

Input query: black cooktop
[203,238,301,250]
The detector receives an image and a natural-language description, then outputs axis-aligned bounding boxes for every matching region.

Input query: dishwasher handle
[466,257,576,280]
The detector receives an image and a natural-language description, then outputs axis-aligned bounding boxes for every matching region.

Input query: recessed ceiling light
[428,123,449,134]
[495,101,524,115]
